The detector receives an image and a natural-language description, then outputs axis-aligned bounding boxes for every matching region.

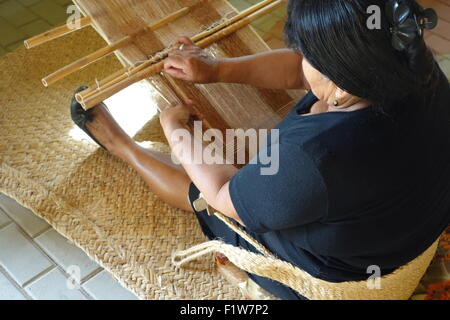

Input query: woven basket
[173,210,440,300]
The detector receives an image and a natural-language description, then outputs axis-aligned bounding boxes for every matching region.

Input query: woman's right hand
[164,36,222,84]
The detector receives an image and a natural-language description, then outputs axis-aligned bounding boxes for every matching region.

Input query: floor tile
[0,193,50,238]
[0,224,53,286]
[426,34,450,54]
[55,0,73,7]
[20,18,52,38]
[252,14,279,34]
[228,0,252,12]
[6,41,25,52]
[434,19,450,41]
[271,5,288,19]
[438,57,450,78]
[35,229,100,280]
[18,0,41,8]
[0,18,27,47]
[0,0,38,27]
[25,268,87,300]
[433,1,450,22]
[0,271,27,300]
[29,0,69,25]
[0,208,11,228]
[82,271,138,300]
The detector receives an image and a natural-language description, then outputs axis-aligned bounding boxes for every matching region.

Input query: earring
[333,100,339,106]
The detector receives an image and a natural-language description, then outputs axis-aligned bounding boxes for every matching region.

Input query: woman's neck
[308,99,371,115]
[328,99,372,113]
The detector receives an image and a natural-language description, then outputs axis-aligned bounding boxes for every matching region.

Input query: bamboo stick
[24,16,92,49]
[77,0,280,105]
[75,0,220,100]
[191,0,277,43]
[195,1,284,48]
[42,6,192,87]
[42,37,132,87]
[109,0,278,88]
[82,61,165,109]
[76,50,170,104]
[75,68,126,103]
[80,0,284,110]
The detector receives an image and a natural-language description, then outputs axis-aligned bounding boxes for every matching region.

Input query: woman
[71,0,450,299]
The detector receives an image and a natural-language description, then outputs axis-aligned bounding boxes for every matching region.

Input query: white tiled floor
[0,193,139,300]
[1,0,448,302]
[83,271,139,300]
[25,268,88,300]
[35,229,100,280]
[0,194,50,237]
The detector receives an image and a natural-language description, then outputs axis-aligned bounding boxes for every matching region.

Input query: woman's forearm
[216,49,304,89]
[167,121,237,204]
[162,120,241,222]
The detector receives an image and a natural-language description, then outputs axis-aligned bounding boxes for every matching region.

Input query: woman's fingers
[183,100,204,120]
[170,36,200,55]
[164,55,187,71]
[164,67,187,79]
[165,36,217,84]
[164,56,189,79]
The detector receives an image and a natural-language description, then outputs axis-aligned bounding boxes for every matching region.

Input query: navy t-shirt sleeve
[229,140,328,234]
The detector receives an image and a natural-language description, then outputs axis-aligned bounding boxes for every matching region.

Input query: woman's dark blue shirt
[224,70,450,299]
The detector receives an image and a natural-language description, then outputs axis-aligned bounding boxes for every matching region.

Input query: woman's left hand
[160,100,203,130]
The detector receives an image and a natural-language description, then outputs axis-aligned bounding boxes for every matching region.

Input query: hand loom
[25,0,303,162]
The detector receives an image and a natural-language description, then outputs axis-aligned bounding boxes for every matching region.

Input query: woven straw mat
[0,27,245,300]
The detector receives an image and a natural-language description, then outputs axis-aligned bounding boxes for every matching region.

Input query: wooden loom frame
[25,0,303,167]
[25,0,287,110]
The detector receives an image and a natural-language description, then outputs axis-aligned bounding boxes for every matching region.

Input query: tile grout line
[0,220,13,231]
[0,1,73,51]
[21,265,57,288]
[32,225,53,239]
[12,16,41,30]
[27,1,74,31]
[0,196,129,300]
[80,266,104,285]
[0,213,97,300]
[0,201,52,239]
[0,264,34,300]
[22,231,97,300]
[430,30,450,42]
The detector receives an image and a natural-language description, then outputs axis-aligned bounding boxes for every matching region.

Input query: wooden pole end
[24,40,31,49]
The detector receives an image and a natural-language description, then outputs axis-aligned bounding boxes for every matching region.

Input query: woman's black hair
[285,0,440,110]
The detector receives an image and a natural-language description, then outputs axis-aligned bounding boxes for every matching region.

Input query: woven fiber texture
[174,238,440,300]
[173,208,441,300]
[0,27,244,300]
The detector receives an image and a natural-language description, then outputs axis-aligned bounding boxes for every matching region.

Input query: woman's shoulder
[278,102,384,162]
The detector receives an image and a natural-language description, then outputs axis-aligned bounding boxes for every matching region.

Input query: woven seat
[173,203,440,300]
